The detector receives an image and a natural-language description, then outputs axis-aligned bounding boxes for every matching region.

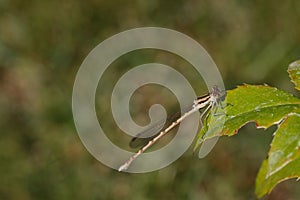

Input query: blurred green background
[1,0,300,199]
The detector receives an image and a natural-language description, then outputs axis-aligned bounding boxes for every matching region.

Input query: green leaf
[194,84,300,197]
[255,113,300,197]
[288,60,300,91]
[194,84,300,149]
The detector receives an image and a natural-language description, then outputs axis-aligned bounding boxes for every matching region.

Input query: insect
[118,86,225,171]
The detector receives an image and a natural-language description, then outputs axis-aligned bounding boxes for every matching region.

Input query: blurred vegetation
[1,0,300,199]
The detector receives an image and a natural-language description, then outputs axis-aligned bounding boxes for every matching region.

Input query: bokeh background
[1,0,300,199]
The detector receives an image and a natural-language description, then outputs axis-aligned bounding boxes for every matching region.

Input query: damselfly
[118,86,225,171]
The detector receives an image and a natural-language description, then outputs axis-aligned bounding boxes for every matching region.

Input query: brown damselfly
[118,86,225,171]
